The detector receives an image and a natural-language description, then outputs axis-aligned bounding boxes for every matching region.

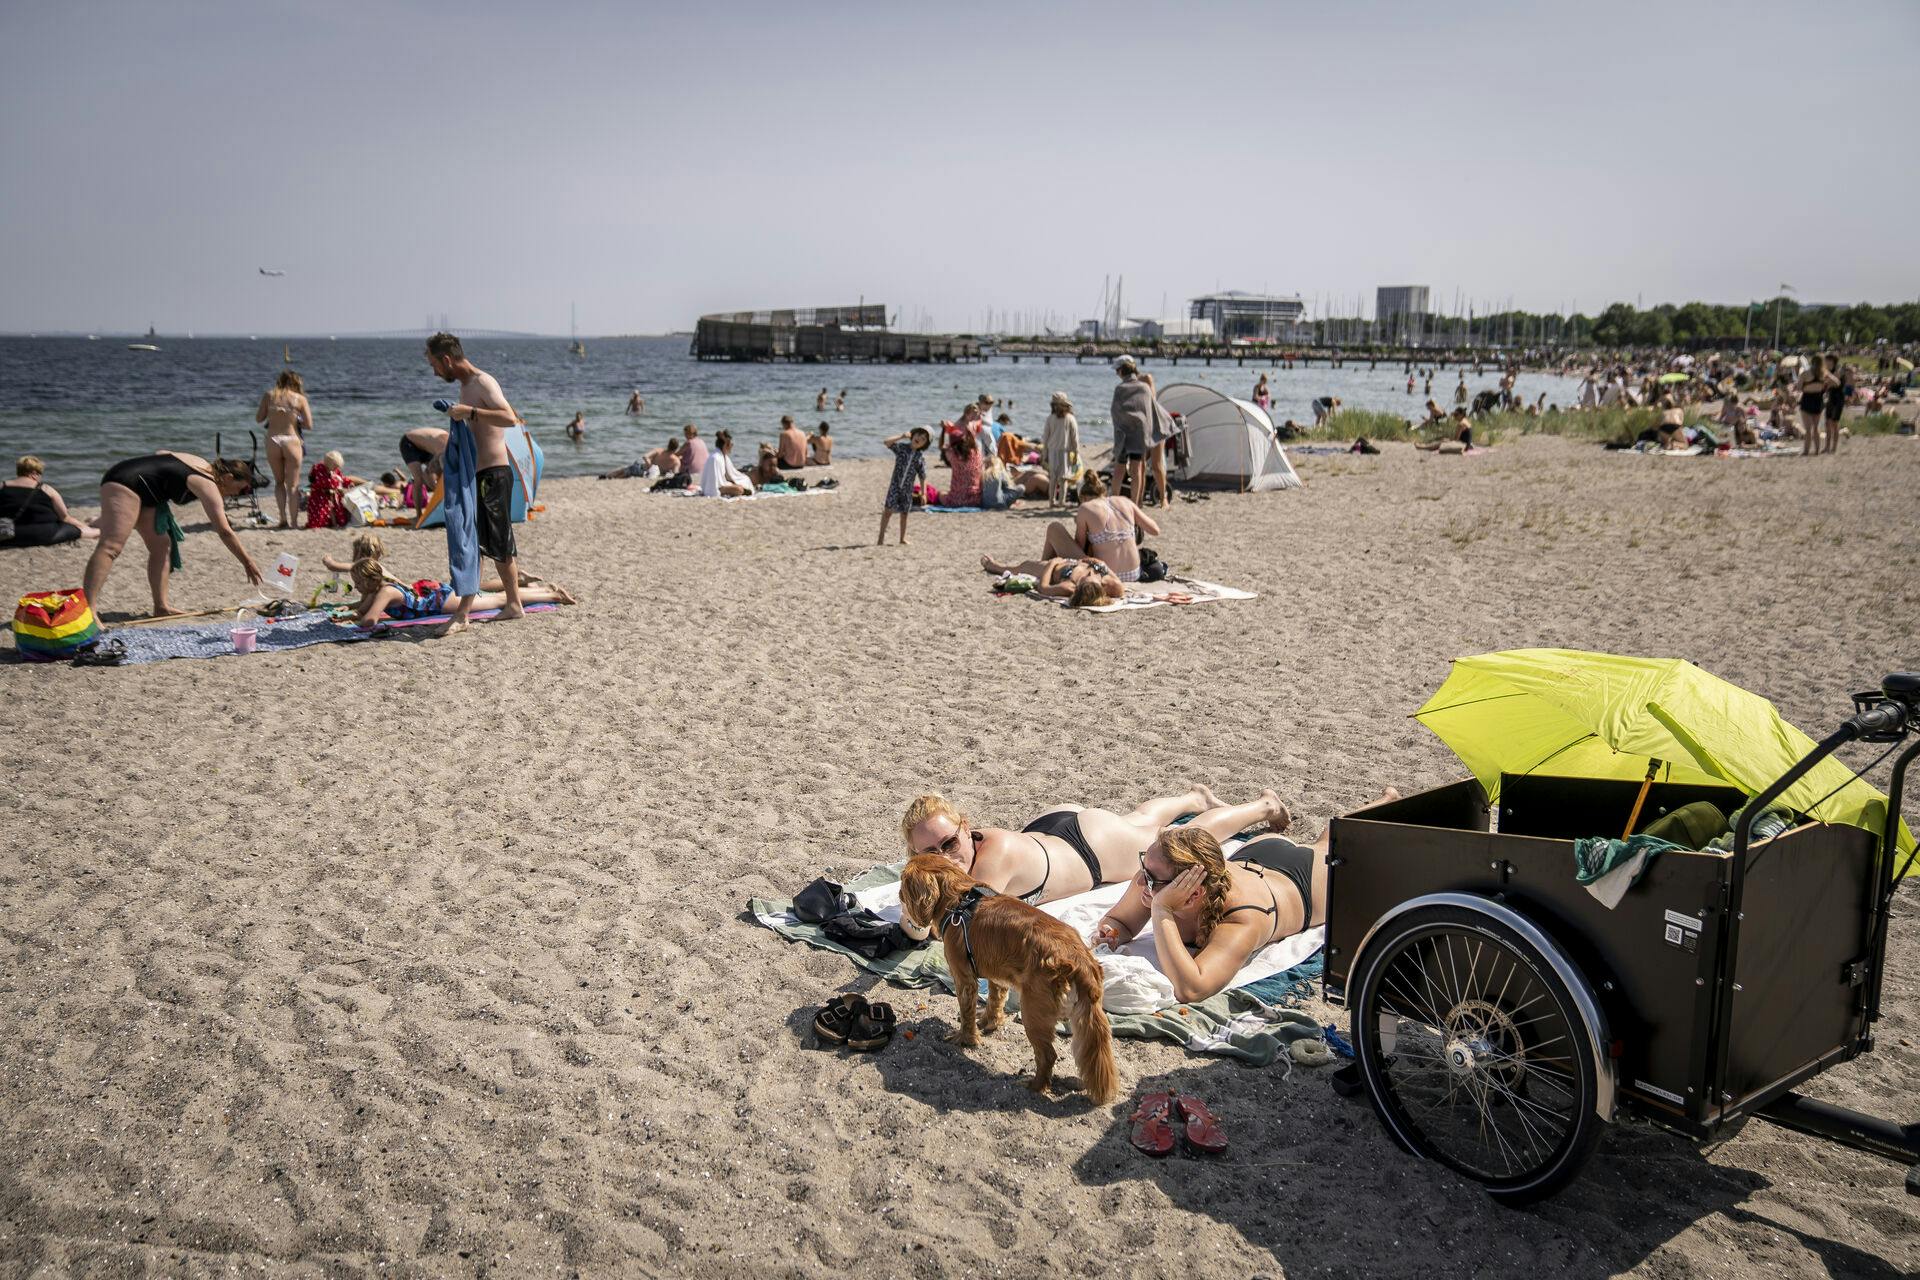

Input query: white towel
[856,845,1323,1013]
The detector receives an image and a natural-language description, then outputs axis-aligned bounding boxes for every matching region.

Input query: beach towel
[368,602,559,629]
[439,416,481,597]
[671,487,835,502]
[88,612,375,665]
[997,574,1257,614]
[748,854,1324,1066]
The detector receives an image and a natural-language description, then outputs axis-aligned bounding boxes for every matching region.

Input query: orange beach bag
[13,589,100,662]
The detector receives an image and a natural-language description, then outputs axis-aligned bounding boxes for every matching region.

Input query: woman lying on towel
[1093,787,1399,1003]
[346,556,574,625]
[979,553,1125,606]
[901,786,1261,912]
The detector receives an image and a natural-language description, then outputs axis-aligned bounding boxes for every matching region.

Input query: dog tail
[1066,952,1118,1105]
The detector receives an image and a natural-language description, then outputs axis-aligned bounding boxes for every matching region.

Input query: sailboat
[128,324,159,352]
[283,343,293,363]
[569,302,586,358]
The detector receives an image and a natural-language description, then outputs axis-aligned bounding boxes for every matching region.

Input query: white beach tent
[1155,383,1302,492]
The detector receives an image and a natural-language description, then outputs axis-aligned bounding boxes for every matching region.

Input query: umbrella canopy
[1777,355,1805,370]
[1657,372,1691,384]
[1897,357,1915,372]
[1415,649,1913,860]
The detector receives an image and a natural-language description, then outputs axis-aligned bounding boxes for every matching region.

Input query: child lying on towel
[346,555,574,625]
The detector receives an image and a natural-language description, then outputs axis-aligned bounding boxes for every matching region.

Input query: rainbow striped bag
[13,589,101,662]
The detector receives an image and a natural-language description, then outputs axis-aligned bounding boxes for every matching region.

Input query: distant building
[1187,292,1304,343]
[1131,317,1215,341]
[1376,286,1432,344]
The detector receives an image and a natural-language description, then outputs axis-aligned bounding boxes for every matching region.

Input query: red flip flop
[1174,1095,1228,1155]
[1129,1091,1177,1157]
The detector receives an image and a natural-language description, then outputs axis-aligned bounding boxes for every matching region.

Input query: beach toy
[232,605,258,654]
[267,552,299,597]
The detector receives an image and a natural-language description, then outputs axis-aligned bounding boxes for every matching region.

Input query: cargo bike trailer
[1323,673,1920,1204]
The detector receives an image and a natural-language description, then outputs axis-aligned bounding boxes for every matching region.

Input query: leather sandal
[812,993,867,1045]
[846,1002,897,1051]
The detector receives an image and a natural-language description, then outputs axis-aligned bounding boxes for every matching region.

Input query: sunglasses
[1138,852,1178,891]
[917,830,964,858]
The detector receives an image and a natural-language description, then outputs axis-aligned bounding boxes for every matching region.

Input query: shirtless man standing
[897,785,1286,914]
[425,332,524,628]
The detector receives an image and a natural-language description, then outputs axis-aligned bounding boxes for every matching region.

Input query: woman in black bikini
[83,451,263,616]
[1797,356,1836,457]
[1094,787,1400,1003]
[1,455,96,547]
[899,786,1241,910]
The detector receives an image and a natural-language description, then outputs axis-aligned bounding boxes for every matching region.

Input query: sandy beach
[3,435,1918,1278]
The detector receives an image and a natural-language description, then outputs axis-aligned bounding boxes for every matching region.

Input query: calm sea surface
[0,336,1580,495]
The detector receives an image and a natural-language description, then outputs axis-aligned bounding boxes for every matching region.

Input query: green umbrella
[1414,649,1913,860]
[1657,372,1691,384]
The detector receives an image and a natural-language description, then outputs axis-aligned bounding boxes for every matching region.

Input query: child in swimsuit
[346,555,575,626]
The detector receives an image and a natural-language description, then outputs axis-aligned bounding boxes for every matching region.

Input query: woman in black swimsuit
[1797,355,1835,457]
[1094,787,1399,1004]
[1823,359,1852,455]
[899,786,1247,909]
[83,451,263,616]
[1,455,96,548]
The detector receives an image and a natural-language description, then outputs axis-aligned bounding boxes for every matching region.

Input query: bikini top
[1085,502,1136,548]
[1216,864,1283,947]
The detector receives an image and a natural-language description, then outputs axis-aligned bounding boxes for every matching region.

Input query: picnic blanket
[89,612,376,665]
[748,856,1325,1066]
[997,573,1257,614]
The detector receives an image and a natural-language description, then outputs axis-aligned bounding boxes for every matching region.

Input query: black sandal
[813,993,867,1045]
[846,1002,897,1051]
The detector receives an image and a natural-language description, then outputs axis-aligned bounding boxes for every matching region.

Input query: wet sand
[2,436,1917,1277]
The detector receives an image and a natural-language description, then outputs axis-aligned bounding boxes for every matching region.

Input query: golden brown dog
[899,854,1118,1105]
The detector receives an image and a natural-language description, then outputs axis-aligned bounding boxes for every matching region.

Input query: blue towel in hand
[436,406,481,597]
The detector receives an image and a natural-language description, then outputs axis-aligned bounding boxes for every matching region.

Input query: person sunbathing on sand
[900,786,1253,913]
[1093,787,1400,1003]
[346,555,573,627]
[980,552,1125,605]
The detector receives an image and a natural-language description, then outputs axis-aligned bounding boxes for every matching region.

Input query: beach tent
[416,425,544,528]
[1154,383,1302,492]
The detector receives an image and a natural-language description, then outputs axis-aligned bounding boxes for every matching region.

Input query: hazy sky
[4,0,1915,335]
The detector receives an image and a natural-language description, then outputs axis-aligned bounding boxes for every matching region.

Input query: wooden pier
[692,305,981,363]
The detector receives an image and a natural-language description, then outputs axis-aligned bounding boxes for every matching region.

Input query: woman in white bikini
[1038,471,1159,582]
[255,370,312,528]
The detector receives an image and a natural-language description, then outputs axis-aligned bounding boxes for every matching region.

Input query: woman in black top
[0,455,95,548]
[1797,355,1837,456]
[82,452,263,616]
[1824,360,1853,454]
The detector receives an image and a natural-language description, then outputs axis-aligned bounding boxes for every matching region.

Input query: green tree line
[1483,298,1920,348]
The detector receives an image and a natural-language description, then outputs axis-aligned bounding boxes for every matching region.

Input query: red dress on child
[306,464,348,529]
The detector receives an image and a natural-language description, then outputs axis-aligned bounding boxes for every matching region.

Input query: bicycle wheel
[1352,901,1604,1205]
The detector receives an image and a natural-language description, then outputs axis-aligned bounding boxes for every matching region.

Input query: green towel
[747,862,1323,1066]
[153,504,185,571]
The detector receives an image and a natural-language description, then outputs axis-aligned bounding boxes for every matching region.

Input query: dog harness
[941,885,998,973]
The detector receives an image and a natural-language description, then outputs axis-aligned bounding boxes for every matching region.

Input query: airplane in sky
[258,268,285,277]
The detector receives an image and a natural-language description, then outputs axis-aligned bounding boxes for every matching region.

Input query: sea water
[0,336,1581,494]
